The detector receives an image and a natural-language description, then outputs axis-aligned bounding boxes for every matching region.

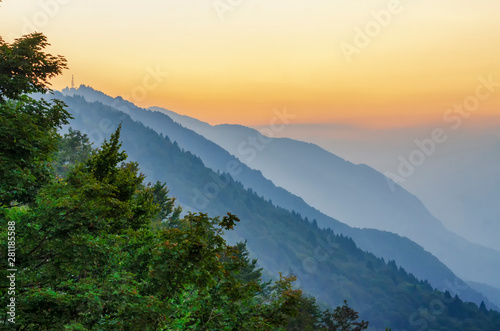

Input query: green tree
[286,295,369,331]
[0,33,67,102]
[149,180,182,228]
[2,126,304,329]
[52,128,93,177]
[231,241,263,283]
[0,33,70,207]
[0,30,370,330]
[320,300,369,331]
[286,295,323,331]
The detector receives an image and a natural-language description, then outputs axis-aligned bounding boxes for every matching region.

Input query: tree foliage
[1,124,304,329]
[0,32,67,102]
[0,33,70,207]
[286,296,368,331]
[52,128,93,177]
[0,32,371,330]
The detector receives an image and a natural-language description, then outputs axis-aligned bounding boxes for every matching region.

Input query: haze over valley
[1,0,500,329]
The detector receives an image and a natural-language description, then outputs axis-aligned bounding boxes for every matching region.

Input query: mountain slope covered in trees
[1,33,370,330]
[148,105,500,293]
[60,85,495,309]
[44,91,500,330]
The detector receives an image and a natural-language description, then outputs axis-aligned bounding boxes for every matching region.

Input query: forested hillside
[50,92,500,329]
[0,33,367,330]
[2,32,500,330]
[60,85,494,309]
[152,108,500,294]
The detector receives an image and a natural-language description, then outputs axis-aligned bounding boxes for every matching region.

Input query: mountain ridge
[58,85,500,309]
[145,101,500,294]
[45,90,500,329]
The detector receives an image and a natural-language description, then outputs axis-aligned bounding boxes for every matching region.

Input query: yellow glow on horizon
[1,0,499,128]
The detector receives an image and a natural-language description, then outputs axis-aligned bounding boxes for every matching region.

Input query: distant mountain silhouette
[399,136,500,252]
[57,85,500,308]
[42,88,500,328]
[148,103,500,295]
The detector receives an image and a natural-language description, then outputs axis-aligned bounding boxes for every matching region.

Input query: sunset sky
[1,0,499,128]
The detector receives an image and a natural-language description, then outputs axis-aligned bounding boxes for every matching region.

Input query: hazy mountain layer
[149,104,500,294]
[58,86,498,308]
[47,91,500,329]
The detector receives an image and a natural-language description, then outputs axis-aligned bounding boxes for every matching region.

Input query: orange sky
[1,0,499,128]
